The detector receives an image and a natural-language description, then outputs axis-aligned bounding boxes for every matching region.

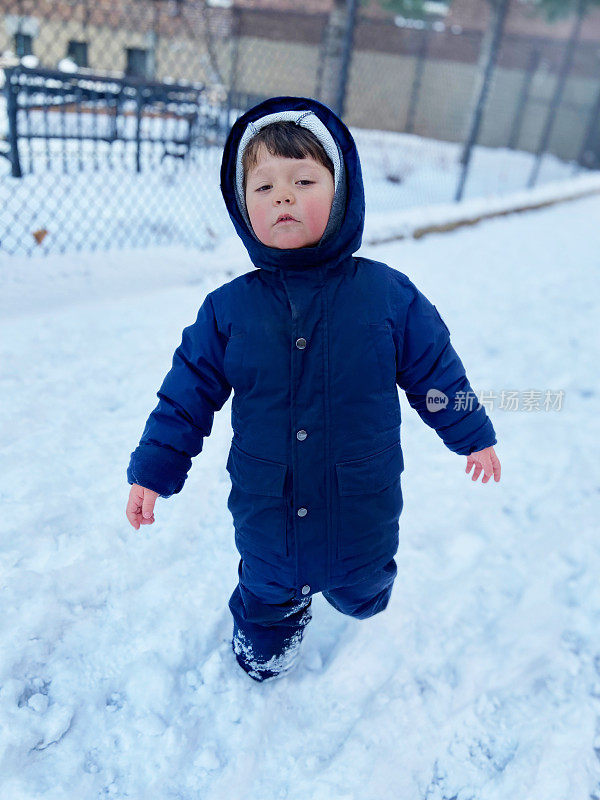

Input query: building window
[125,48,149,78]
[167,0,184,16]
[67,40,88,68]
[15,33,33,57]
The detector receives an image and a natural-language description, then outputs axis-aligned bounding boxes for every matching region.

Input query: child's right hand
[126,484,159,530]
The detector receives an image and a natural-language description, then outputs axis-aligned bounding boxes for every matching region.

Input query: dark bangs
[242,121,334,187]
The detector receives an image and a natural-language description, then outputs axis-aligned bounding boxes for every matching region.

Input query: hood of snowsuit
[220,95,365,273]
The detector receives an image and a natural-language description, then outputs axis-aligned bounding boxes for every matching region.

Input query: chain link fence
[1,0,599,256]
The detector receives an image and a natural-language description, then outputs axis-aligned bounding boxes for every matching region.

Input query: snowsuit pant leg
[322,558,397,619]
[228,559,312,682]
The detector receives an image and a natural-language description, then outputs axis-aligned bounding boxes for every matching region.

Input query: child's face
[244,145,335,249]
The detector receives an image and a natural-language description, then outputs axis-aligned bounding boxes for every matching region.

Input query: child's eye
[297,180,314,186]
[256,185,271,192]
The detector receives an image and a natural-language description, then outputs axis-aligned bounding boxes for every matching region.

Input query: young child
[125,96,501,683]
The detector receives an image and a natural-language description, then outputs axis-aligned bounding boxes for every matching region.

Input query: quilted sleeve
[127,293,232,497]
[396,284,497,456]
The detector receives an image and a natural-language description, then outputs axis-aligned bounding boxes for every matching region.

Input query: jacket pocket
[226,442,290,558]
[335,440,404,559]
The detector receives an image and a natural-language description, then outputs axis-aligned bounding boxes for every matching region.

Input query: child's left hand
[466,445,501,483]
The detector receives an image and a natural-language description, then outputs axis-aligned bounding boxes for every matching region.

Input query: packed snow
[1,184,599,798]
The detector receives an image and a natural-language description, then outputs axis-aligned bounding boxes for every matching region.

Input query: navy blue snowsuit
[127,96,497,681]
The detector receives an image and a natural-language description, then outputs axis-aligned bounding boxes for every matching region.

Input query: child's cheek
[304,199,331,238]
[249,203,270,243]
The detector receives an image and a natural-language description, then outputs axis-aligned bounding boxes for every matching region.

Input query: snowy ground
[1,191,599,799]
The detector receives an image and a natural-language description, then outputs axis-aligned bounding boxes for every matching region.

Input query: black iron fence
[3,66,208,178]
[1,0,599,256]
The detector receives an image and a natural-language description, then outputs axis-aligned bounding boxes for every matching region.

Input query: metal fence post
[455,0,511,202]
[527,0,588,188]
[135,84,143,174]
[507,47,540,150]
[406,26,431,136]
[576,77,600,171]
[5,67,23,178]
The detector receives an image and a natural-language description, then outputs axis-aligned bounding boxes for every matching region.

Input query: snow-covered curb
[364,171,600,244]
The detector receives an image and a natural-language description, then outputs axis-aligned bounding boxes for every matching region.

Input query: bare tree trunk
[198,0,226,85]
[318,0,350,114]
[455,0,511,200]
[461,0,502,157]
[147,0,160,79]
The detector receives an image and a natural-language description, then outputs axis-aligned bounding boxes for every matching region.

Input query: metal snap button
[297,507,307,517]
[296,430,307,441]
[301,585,310,596]
[296,337,307,349]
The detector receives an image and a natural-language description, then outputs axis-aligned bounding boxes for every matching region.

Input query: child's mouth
[275,215,299,224]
